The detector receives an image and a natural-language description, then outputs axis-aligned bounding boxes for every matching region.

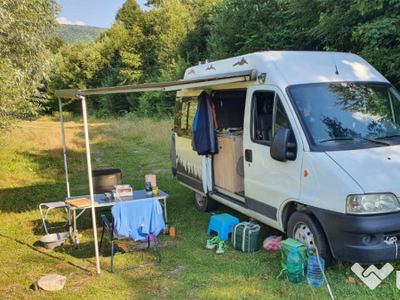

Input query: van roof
[55,51,388,99]
[184,51,388,86]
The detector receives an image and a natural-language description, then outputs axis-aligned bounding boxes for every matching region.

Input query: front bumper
[309,206,400,264]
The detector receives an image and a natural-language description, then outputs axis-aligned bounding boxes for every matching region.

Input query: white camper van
[171,51,400,264]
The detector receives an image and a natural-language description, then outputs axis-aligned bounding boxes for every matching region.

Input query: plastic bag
[263,235,282,251]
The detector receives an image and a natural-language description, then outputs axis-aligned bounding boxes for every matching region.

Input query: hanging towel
[202,155,213,193]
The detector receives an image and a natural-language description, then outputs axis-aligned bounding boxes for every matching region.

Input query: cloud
[57,17,86,26]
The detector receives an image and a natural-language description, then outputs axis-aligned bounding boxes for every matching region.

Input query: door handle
[245,149,252,162]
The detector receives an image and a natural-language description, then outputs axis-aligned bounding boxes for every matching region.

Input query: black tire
[194,191,217,212]
[287,211,333,266]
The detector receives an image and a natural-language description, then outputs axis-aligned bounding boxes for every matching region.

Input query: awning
[54,69,257,99]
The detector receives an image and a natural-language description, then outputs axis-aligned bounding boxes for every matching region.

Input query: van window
[275,97,290,135]
[288,82,400,150]
[251,91,290,145]
[174,96,198,138]
[174,90,246,138]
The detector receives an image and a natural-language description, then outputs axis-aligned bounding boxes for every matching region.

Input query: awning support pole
[58,98,71,198]
[80,95,101,274]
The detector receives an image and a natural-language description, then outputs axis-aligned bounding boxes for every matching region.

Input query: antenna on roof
[330,53,339,75]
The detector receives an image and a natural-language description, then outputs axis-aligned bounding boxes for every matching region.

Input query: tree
[351,0,400,89]
[282,0,323,50]
[179,0,222,64]
[206,0,292,59]
[0,0,59,128]
[311,0,400,89]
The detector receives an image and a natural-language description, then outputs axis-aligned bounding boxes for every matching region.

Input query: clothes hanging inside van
[192,91,218,156]
[192,92,218,193]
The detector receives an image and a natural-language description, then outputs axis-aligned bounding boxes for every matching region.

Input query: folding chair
[39,201,69,234]
[99,198,165,273]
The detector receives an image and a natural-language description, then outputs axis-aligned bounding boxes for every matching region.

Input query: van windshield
[288,82,400,150]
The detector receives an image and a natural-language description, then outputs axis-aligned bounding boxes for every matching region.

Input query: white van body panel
[326,146,400,195]
[243,85,304,227]
[299,152,364,213]
[175,135,203,185]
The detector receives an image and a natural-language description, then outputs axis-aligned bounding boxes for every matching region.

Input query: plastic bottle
[163,223,169,235]
[169,227,175,237]
[307,252,325,286]
[287,246,304,283]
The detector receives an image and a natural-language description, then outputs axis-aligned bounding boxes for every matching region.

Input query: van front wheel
[287,212,333,266]
[194,192,217,212]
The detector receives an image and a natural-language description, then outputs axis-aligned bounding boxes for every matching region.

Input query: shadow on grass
[0,183,69,214]
[0,146,88,214]
[0,233,92,272]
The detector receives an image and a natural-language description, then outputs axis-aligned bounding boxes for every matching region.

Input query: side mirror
[270,128,296,162]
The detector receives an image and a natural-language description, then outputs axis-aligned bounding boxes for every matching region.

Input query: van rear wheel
[287,212,333,266]
[194,192,217,212]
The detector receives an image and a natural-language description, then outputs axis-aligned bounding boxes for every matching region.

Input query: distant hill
[57,24,104,44]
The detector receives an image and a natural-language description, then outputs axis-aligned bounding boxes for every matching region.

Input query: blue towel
[111,198,165,241]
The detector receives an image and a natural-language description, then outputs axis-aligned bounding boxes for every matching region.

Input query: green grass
[1,117,400,299]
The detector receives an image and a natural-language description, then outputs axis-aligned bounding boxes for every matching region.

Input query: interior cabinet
[213,135,244,193]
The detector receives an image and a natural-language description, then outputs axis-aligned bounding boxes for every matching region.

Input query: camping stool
[207,213,239,240]
[39,201,69,235]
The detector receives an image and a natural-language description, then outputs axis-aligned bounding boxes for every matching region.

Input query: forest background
[1,0,400,128]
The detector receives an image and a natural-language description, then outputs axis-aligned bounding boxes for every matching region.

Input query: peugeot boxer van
[171,51,400,264]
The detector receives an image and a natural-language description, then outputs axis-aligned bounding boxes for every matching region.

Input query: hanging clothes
[192,91,218,156]
[192,91,219,193]
[202,155,213,193]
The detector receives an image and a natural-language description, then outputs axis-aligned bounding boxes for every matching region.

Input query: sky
[57,0,149,28]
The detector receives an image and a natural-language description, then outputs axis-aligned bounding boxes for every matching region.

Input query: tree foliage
[44,0,400,118]
[206,0,400,88]
[0,0,59,128]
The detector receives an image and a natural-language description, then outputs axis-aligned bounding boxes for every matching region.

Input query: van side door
[243,88,302,228]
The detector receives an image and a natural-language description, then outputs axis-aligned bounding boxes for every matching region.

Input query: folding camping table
[65,189,168,247]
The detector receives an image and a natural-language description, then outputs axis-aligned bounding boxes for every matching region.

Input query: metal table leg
[68,206,73,238]
[73,209,79,247]
[162,197,168,224]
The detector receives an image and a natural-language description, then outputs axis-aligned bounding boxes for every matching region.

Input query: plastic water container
[287,246,304,283]
[307,253,325,286]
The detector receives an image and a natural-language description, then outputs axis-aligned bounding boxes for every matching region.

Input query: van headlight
[347,193,400,214]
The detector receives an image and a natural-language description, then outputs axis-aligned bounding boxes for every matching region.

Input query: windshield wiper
[360,137,390,146]
[319,136,390,145]
[319,137,354,143]
[375,134,400,140]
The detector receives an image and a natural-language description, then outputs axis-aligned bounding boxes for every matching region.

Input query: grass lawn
[0,116,399,299]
